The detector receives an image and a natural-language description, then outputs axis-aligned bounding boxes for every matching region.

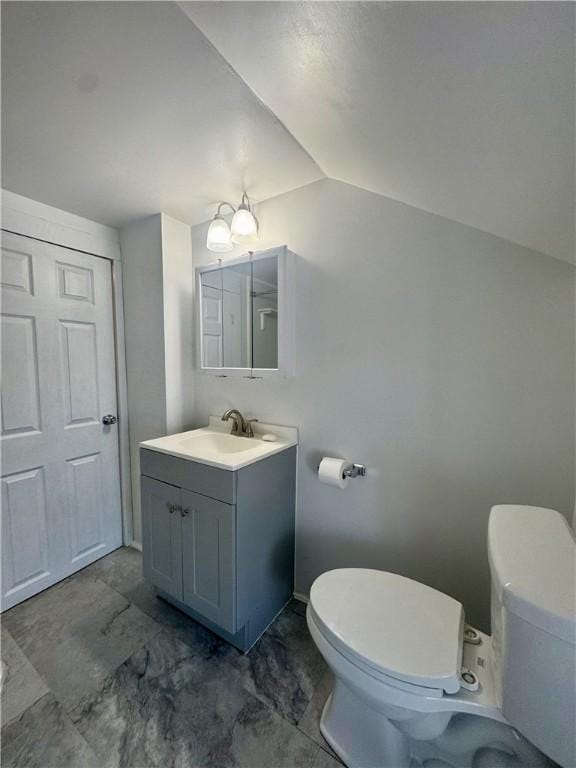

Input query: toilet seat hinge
[460,667,479,692]
[463,625,482,645]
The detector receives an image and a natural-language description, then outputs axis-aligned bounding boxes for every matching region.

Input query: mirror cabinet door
[251,256,278,370]
[199,253,280,372]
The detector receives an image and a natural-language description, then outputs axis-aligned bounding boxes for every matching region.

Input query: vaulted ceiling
[182,1,575,263]
[1,2,322,228]
[2,2,574,262]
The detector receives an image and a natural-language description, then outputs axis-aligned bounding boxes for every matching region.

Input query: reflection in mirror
[222,262,251,368]
[200,269,223,368]
[199,252,281,371]
[251,257,278,369]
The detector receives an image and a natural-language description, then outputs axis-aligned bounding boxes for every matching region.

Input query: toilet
[307,505,575,768]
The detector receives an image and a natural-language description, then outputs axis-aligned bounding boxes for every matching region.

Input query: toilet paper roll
[318,457,350,489]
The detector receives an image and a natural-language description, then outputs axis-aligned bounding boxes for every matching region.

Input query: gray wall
[121,213,194,545]
[191,179,574,630]
[121,215,166,546]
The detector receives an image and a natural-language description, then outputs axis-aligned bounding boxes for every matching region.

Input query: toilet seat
[309,569,465,694]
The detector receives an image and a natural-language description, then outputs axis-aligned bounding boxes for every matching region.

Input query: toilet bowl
[307,506,575,768]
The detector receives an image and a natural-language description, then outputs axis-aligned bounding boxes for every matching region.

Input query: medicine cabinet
[195,246,293,378]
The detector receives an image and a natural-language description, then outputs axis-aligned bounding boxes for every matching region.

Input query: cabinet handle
[181,507,191,517]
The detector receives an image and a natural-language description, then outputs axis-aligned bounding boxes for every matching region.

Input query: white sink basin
[140,418,298,471]
[179,432,255,455]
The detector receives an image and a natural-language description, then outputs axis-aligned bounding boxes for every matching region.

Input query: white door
[201,285,223,368]
[1,231,123,611]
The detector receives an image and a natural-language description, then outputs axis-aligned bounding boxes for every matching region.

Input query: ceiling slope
[1,2,322,228]
[183,1,575,263]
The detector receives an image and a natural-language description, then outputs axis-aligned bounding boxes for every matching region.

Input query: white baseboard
[293,591,309,604]
[129,540,142,552]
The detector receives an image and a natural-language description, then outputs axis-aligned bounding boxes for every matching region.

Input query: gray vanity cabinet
[141,479,235,632]
[141,476,183,602]
[140,446,296,651]
[180,489,235,632]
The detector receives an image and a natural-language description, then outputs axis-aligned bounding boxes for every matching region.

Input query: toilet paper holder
[316,459,367,481]
[343,463,367,478]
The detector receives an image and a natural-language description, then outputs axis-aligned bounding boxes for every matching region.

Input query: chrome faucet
[221,409,258,438]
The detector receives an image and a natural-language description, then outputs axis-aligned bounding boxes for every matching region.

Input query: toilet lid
[309,569,464,694]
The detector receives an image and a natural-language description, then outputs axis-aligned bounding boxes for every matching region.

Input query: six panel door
[1,231,123,611]
[201,284,223,368]
[181,489,235,632]
[141,476,183,601]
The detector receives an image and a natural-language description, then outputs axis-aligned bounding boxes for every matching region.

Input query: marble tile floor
[1,547,341,768]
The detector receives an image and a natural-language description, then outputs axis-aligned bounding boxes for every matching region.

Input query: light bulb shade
[231,205,258,244]
[206,215,233,252]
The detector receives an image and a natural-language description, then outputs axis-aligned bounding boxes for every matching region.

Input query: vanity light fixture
[206,202,235,253]
[231,193,258,244]
[206,194,258,252]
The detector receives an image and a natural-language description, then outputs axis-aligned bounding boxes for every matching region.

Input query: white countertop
[140,417,298,471]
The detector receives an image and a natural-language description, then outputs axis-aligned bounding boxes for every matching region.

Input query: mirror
[251,256,278,369]
[198,249,286,374]
[200,262,252,368]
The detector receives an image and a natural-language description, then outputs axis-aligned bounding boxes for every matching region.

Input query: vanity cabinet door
[141,476,183,601]
[181,490,235,633]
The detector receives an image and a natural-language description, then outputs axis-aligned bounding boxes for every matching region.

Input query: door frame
[1,189,134,546]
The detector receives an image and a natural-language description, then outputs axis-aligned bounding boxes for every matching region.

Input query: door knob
[102,415,118,425]
[181,507,191,517]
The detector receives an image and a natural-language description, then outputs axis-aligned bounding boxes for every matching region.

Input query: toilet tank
[488,505,575,768]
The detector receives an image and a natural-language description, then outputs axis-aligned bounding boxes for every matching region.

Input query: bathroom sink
[140,417,298,471]
[179,432,254,455]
